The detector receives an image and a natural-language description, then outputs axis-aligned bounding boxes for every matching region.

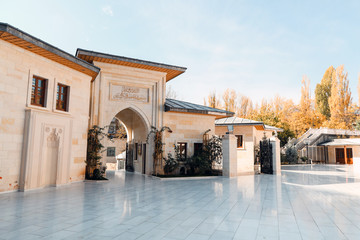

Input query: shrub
[164,153,179,174]
[285,146,298,164]
[186,152,212,175]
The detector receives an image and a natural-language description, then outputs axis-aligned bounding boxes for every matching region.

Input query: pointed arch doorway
[108,108,151,174]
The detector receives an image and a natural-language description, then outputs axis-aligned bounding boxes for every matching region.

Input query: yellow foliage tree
[222,88,237,113]
[290,76,324,137]
[203,91,221,109]
[237,95,253,118]
[326,65,353,129]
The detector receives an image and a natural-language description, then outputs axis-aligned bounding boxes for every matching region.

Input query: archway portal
[111,108,149,174]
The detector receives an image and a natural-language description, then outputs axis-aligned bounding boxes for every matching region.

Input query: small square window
[56,83,69,111]
[107,147,116,157]
[31,76,47,107]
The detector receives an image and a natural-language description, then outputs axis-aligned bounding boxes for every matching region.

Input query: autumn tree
[222,88,237,113]
[327,65,353,129]
[204,91,221,109]
[315,66,334,119]
[237,95,253,118]
[290,76,323,137]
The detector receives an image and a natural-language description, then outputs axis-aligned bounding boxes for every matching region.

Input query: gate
[260,139,273,174]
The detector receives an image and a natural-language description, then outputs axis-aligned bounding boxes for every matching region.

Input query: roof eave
[0,22,100,78]
[76,48,186,75]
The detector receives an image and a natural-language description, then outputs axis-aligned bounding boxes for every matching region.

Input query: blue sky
[1,0,359,105]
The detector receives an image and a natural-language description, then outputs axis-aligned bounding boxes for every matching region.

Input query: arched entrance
[105,108,151,174]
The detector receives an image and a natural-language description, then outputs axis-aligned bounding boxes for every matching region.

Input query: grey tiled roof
[165,98,234,116]
[215,117,263,125]
[264,125,284,132]
[215,117,283,132]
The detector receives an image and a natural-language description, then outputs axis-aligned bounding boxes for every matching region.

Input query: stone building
[0,23,233,192]
[215,117,282,175]
[0,23,99,192]
[296,128,360,164]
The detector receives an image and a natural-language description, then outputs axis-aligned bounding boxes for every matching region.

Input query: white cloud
[102,5,113,16]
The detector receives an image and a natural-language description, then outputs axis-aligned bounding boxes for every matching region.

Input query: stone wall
[0,39,92,192]
[163,112,216,159]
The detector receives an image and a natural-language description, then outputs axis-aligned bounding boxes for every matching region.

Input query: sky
[1,0,360,105]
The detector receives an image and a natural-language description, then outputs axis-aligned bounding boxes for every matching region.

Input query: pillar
[222,134,237,177]
[270,136,281,175]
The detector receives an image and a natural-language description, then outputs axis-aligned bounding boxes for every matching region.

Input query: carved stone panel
[110,84,149,102]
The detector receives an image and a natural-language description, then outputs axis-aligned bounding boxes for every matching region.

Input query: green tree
[315,66,335,119]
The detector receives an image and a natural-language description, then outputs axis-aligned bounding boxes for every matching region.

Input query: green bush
[285,146,298,164]
[300,156,308,163]
[164,153,179,174]
[186,152,212,175]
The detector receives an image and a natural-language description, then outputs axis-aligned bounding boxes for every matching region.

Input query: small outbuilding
[296,128,360,164]
[215,117,283,175]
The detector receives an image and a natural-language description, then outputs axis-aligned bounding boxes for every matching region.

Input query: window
[177,142,187,160]
[56,83,69,111]
[107,147,116,157]
[194,143,203,156]
[236,135,243,148]
[31,76,47,107]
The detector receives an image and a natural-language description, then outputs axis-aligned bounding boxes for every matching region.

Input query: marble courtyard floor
[1,165,360,239]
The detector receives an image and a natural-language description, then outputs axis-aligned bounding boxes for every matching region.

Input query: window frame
[194,143,203,156]
[31,76,47,107]
[236,135,244,149]
[56,83,69,111]
[177,142,187,160]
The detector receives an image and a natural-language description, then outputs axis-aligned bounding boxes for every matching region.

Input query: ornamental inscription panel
[111,84,149,102]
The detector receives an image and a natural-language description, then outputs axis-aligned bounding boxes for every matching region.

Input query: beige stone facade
[163,112,216,158]
[216,125,257,174]
[0,38,95,192]
[215,117,282,175]
[87,60,167,174]
[0,23,233,192]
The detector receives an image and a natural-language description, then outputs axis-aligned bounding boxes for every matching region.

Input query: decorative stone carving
[111,84,149,102]
[47,128,60,148]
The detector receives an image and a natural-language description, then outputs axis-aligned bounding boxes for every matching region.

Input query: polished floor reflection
[2,165,360,239]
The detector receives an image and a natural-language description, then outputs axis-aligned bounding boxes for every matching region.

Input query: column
[222,134,237,177]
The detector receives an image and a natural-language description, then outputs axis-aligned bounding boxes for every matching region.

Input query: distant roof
[264,125,284,132]
[215,117,283,132]
[215,117,263,126]
[0,23,100,79]
[319,138,360,146]
[165,98,234,117]
[296,128,360,150]
[76,49,186,82]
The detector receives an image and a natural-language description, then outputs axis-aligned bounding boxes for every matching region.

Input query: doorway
[106,108,149,174]
[335,148,345,164]
[336,148,353,164]
[346,148,353,164]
